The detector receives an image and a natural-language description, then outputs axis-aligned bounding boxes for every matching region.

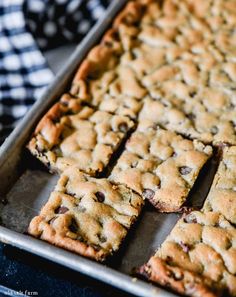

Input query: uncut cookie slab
[135,0,236,145]
[28,93,134,176]
[110,120,212,212]
[28,168,143,261]
[138,211,236,297]
[203,146,236,224]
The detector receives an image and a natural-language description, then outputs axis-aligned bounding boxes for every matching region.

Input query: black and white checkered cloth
[0,0,110,145]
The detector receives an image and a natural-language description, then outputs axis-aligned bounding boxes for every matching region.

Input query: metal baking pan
[0,1,218,296]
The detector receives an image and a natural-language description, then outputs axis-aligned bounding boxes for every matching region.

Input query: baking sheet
[0,1,218,296]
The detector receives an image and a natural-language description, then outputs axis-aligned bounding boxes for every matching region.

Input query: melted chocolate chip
[69,218,78,233]
[77,235,84,242]
[189,91,196,97]
[165,256,172,265]
[118,122,128,133]
[188,113,196,121]
[172,152,178,158]
[55,206,69,214]
[99,235,107,243]
[104,41,113,48]
[95,191,105,202]
[142,189,155,200]
[1,198,8,205]
[91,244,101,251]
[211,126,218,135]
[179,241,190,253]
[179,166,192,175]
[111,31,119,40]
[49,217,57,225]
[131,161,138,168]
[60,100,69,107]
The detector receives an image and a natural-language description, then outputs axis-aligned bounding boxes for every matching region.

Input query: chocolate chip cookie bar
[28,93,134,176]
[28,167,143,261]
[138,211,236,297]
[110,120,212,212]
[203,146,236,224]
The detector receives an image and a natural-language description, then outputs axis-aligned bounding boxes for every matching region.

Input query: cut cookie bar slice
[138,211,236,297]
[27,93,134,176]
[110,120,212,212]
[28,167,143,261]
[203,146,236,224]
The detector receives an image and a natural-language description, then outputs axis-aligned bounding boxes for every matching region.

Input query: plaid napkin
[0,0,110,145]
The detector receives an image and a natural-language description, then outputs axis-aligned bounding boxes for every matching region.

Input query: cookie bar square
[27,93,134,176]
[138,211,236,297]
[110,120,212,212]
[203,146,236,224]
[28,167,143,261]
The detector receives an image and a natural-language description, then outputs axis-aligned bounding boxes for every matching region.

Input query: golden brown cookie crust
[138,257,221,297]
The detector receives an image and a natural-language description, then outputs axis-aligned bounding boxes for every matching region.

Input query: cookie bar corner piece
[27,93,92,171]
[137,210,236,297]
[203,145,236,224]
[27,93,135,176]
[28,167,143,261]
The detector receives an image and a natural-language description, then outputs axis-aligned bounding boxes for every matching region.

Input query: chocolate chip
[131,161,138,168]
[179,166,192,175]
[49,217,57,225]
[111,31,119,40]
[60,100,69,107]
[91,244,101,251]
[55,206,69,214]
[189,91,196,97]
[69,218,78,233]
[211,126,218,135]
[95,191,105,202]
[99,235,107,243]
[103,41,113,48]
[77,235,84,242]
[179,241,190,253]
[165,256,172,265]
[188,113,195,120]
[118,122,128,133]
[1,198,8,205]
[172,152,177,157]
[183,213,197,224]
[142,189,155,200]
